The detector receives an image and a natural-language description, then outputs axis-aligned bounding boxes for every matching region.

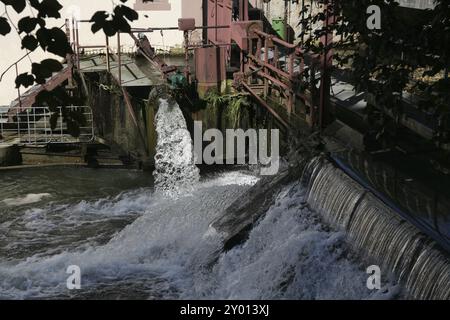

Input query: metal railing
[0,22,70,115]
[0,106,94,146]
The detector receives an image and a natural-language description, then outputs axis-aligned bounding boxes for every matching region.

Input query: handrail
[0,52,30,82]
[253,29,297,50]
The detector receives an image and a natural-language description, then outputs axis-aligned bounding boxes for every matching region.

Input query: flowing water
[153,99,200,196]
[304,158,450,300]
[1,101,445,299]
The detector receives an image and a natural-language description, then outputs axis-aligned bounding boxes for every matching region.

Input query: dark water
[0,167,154,260]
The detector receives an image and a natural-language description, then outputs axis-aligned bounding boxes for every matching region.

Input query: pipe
[254,29,297,49]
[117,32,122,85]
[130,25,230,33]
[105,36,110,73]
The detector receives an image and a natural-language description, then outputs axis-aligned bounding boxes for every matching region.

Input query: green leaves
[299,0,450,121]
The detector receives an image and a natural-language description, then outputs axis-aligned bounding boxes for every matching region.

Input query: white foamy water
[3,193,51,207]
[0,171,258,299]
[0,107,403,300]
[0,174,396,300]
[153,99,200,196]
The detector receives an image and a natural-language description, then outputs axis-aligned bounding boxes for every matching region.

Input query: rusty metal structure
[194,0,334,130]
[0,0,334,149]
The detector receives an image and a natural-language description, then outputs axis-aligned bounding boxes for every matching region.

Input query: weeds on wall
[204,90,251,129]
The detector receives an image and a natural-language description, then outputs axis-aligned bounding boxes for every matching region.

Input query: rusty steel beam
[242,82,289,129]
[129,25,230,33]
[249,65,291,92]
[247,54,291,80]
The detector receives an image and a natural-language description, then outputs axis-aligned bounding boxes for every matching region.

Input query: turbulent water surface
[0,102,399,300]
[1,166,394,299]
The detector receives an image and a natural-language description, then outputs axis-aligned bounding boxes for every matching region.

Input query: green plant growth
[204,91,251,129]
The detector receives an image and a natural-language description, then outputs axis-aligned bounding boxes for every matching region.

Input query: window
[134,0,172,11]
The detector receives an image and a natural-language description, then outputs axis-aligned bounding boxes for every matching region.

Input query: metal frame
[0,106,94,146]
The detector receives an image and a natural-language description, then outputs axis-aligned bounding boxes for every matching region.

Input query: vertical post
[263,36,269,97]
[106,36,110,73]
[65,19,71,42]
[256,38,262,58]
[215,0,218,42]
[17,109,20,142]
[44,108,48,143]
[318,0,334,130]
[59,107,63,139]
[184,30,190,82]
[75,20,80,70]
[33,107,37,144]
[26,109,31,143]
[274,46,279,68]
[15,64,22,113]
[301,0,305,44]
[117,32,122,85]
[202,0,208,44]
[239,0,249,21]
[65,18,74,89]
[72,18,76,52]
[288,52,295,115]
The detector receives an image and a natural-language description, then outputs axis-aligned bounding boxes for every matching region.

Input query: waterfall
[153,99,200,196]
[303,157,450,300]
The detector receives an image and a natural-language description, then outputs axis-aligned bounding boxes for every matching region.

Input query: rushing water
[0,102,415,300]
[153,99,200,196]
[304,158,450,300]
[0,167,392,299]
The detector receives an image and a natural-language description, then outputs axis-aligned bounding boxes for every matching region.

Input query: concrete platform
[0,144,22,166]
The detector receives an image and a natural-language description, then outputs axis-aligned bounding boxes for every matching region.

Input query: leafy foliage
[299,0,450,124]
[0,0,145,136]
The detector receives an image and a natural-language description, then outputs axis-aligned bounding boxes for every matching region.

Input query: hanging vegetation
[299,0,450,119]
[204,90,251,129]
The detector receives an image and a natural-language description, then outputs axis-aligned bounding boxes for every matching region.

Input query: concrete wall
[0,144,22,166]
[83,72,153,164]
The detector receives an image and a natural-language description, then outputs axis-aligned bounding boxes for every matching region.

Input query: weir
[1,0,449,302]
[303,157,449,299]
